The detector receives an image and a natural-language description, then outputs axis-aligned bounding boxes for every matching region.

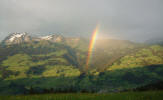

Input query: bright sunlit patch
[85,25,99,70]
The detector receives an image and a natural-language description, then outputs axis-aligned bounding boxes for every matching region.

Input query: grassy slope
[66,38,143,71]
[0,39,163,94]
[107,45,163,70]
[0,41,80,79]
[0,91,163,100]
[0,38,142,79]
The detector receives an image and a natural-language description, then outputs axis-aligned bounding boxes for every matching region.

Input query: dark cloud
[0,0,163,42]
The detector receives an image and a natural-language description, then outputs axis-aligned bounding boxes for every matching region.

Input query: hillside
[107,45,163,70]
[0,33,163,94]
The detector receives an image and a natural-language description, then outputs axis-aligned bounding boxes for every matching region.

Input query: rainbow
[85,25,99,70]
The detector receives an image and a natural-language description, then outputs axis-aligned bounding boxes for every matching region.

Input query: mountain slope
[0,33,163,94]
[107,45,163,70]
[0,42,80,79]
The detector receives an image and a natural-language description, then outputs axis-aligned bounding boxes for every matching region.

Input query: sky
[0,0,163,42]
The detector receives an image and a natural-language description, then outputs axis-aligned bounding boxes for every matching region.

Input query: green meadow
[0,91,163,100]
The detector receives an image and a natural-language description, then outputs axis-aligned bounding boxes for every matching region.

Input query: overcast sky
[0,0,163,42]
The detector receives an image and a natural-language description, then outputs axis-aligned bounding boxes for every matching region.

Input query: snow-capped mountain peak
[2,33,65,45]
[2,32,31,44]
[9,32,27,42]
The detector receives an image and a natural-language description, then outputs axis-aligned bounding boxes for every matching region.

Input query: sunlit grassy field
[0,91,163,100]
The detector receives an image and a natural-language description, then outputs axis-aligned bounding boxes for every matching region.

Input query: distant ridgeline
[0,32,163,94]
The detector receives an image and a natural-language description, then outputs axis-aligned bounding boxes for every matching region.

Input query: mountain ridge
[2,33,65,45]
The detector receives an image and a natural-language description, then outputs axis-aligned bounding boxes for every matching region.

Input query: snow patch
[40,35,53,40]
[9,33,26,42]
